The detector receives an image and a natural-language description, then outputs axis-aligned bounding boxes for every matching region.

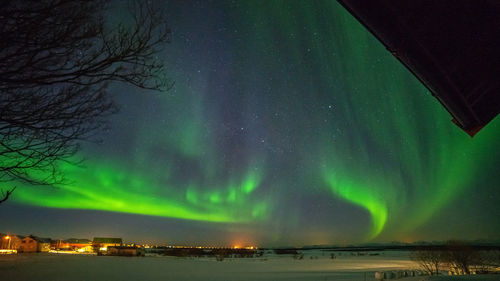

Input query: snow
[0,250,497,281]
[405,276,500,281]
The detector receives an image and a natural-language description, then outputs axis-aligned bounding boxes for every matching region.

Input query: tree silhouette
[0,0,171,202]
[410,246,446,275]
[445,240,478,275]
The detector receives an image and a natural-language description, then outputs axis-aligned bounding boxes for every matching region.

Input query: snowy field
[0,250,498,281]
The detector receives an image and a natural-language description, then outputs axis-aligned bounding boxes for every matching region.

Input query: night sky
[2,1,500,247]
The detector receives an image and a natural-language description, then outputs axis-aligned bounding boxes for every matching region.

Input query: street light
[4,236,11,249]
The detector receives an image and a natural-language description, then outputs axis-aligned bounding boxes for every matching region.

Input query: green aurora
[14,161,268,223]
[7,1,500,244]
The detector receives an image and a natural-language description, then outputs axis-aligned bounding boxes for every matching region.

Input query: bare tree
[0,0,171,202]
[444,241,479,275]
[410,246,445,275]
[474,250,500,273]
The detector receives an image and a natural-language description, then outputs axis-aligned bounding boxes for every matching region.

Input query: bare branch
[0,0,170,203]
[0,187,17,204]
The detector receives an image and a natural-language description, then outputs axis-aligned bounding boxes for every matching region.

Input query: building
[18,236,51,253]
[92,237,122,252]
[1,234,24,250]
[337,0,500,136]
[37,238,51,252]
[53,238,92,252]
[19,236,37,253]
[66,238,93,252]
[19,236,37,252]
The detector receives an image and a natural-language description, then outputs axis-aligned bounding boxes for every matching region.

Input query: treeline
[410,240,500,275]
[156,248,259,260]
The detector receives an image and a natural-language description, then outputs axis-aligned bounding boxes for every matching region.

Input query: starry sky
[1,0,500,247]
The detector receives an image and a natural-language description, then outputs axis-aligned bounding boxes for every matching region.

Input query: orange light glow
[4,236,10,240]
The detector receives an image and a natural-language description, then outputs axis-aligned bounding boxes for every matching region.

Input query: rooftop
[338,0,500,136]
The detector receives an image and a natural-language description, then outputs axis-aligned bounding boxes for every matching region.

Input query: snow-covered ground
[415,277,500,281]
[0,250,497,281]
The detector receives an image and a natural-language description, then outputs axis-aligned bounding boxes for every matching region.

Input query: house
[1,234,24,250]
[18,236,51,253]
[92,237,122,252]
[19,236,37,252]
[107,246,145,257]
[37,238,51,252]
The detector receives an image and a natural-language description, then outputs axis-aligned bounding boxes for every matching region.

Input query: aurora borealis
[2,0,500,246]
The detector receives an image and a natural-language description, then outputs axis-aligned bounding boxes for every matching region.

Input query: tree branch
[0,186,16,204]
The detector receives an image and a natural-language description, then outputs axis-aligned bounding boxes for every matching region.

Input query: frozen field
[0,250,498,281]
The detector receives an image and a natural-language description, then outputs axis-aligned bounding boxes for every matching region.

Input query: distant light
[4,236,10,240]
[99,247,107,251]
